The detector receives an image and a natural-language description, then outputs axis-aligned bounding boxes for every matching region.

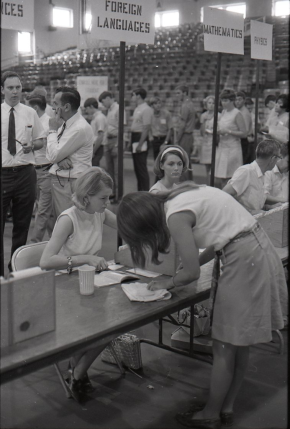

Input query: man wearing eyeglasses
[46,87,94,217]
[222,139,281,215]
[1,71,45,272]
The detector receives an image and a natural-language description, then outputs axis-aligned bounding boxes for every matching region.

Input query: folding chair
[11,242,125,399]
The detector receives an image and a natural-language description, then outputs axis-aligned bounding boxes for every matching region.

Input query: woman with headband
[149,145,190,194]
[215,89,247,189]
[117,183,286,429]
[200,96,221,184]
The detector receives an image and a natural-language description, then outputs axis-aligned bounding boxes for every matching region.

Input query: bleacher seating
[4,17,288,125]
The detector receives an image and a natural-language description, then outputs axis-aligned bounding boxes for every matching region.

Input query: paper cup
[78,265,95,295]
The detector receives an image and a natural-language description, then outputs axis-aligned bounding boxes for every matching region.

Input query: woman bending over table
[149,145,189,193]
[117,183,286,429]
[40,167,116,403]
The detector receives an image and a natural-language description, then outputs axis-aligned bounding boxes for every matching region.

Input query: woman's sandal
[188,404,234,427]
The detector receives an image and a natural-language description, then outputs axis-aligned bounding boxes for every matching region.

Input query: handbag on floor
[101,333,143,370]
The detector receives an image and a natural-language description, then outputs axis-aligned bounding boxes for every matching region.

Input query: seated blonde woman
[40,167,116,403]
[150,145,189,194]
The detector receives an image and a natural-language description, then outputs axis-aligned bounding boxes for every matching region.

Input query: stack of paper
[121,282,172,302]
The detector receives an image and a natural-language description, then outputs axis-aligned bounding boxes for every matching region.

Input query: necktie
[8,107,16,156]
[57,122,66,142]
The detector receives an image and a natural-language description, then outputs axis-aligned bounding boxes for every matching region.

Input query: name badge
[160,119,166,125]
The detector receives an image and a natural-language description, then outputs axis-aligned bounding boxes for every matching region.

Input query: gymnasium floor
[1,152,288,429]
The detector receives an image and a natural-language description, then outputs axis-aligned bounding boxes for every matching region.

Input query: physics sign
[251,20,273,61]
[90,0,155,44]
[203,7,244,55]
[77,76,108,107]
[1,0,34,32]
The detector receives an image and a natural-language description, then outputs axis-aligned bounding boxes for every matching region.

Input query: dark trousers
[92,145,104,166]
[131,132,150,191]
[241,138,251,165]
[152,136,167,160]
[2,164,36,270]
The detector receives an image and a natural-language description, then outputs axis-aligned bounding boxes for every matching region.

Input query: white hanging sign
[203,7,244,55]
[1,0,34,32]
[251,20,273,60]
[77,76,109,106]
[90,0,155,44]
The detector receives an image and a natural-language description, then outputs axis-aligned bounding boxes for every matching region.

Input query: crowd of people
[1,68,289,426]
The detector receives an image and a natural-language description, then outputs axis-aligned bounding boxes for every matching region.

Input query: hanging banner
[77,76,108,106]
[251,20,273,60]
[1,0,34,32]
[203,7,244,55]
[90,0,155,44]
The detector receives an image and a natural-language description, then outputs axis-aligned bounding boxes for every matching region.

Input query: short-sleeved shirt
[34,112,50,165]
[165,187,256,251]
[2,101,46,167]
[264,165,289,200]
[228,161,267,213]
[239,105,252,135]
[91,110,107,145]
[107,101,119,137]
[58,206,105,257]
[131,102,153,133]
[178,99,195,134]
[151,109,172,137]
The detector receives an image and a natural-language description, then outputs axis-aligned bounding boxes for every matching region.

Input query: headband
[160,147,184,160]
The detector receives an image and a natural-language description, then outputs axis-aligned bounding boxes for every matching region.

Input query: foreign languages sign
[77,76,108,106]
[203,7,244,55]
[1,0,34,32]
[251,20,273,61]
[90,0,155,44]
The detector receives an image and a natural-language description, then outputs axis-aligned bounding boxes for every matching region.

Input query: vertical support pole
[210,52,222,187]
[254,59,260,147]
[117,41,126,249]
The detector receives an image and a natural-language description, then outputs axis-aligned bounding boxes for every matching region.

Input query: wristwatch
[67,256,73,274]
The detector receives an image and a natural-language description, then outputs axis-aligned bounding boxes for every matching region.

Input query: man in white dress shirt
[46,87,94,217]
[222,139,280,214]
[27,94,54,242]
[1,71,45,271]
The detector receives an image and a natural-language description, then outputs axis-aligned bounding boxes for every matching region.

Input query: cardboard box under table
[1,268,56,348]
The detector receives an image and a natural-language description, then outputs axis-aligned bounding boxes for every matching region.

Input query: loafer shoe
[176,412,221,429]
[81,372,96,393]
[220,412,233,427]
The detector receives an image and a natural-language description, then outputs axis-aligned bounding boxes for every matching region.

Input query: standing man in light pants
[99,91,120,203]
[46,87,94,218]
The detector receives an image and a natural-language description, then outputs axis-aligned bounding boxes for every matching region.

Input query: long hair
[117,182,201,268]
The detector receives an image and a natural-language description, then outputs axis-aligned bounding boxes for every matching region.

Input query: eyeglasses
[272,155,282,160]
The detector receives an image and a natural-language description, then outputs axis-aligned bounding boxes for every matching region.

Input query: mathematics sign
[91,0,155,44]
[77,76,108,107]
[203,7,244,55]
[251,20,273,61]
[1,0,34,32]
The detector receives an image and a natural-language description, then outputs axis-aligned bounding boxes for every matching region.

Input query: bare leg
[73,344,108,380]
[221,346,249,413]
[191,340,237,420]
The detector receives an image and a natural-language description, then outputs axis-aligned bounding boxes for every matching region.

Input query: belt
[2,164,32,172]
[153,136,166,140]
[107,135,117,139]
[226,223,260,246]
[35,163,51,170]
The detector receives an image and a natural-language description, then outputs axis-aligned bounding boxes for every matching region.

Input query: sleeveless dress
[149,181,178,193]
[199,111,220,165]
[215,108,243,178]
[165,187,286,346]
[57,206,105,256]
